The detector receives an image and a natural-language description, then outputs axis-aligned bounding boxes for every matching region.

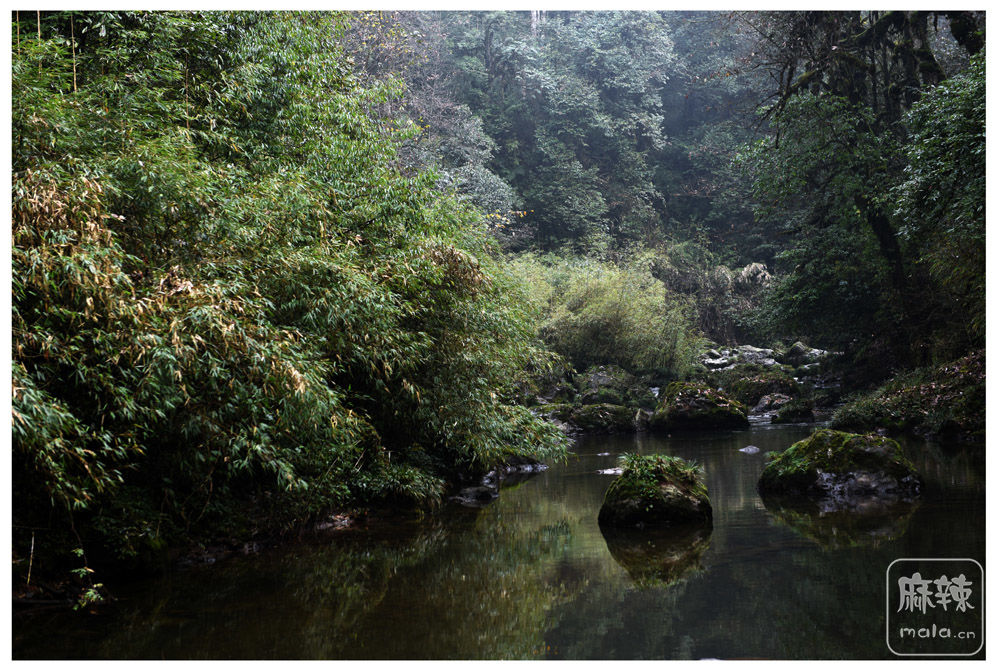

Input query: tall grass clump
[509,252,702,378]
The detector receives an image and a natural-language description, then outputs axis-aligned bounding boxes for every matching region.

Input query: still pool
[13,424,985,659]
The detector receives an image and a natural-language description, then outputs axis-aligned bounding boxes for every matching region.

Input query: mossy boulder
[649,382,749,431]
[751,393,792,414]
[780,341,829,366]
[534,403,574,423]
[569,403,636,434]
[579,387,624,406]
[757,429,922,508]
[575,364,634,395]
[709,367,799,407]
[622,385,659,411]
[770,398,815,424]
[598,454,712,527]
[542,381,577,404]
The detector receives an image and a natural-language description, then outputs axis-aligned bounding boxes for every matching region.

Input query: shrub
[12,11,568,569]
[831,350,984,443]
[509,251,701,377]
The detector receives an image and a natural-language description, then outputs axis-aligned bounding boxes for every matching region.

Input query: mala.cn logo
[886,558,984,656]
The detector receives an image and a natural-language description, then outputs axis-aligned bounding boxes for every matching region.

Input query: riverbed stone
[569,403,636,434]
[648,382,749,431]
[598,454,713,527]
[780,341,828,366]
[717,369,799,407]
[735,344,779,367]
[770,398,815,423]
[752,393,793,414]
[757,429,921,509]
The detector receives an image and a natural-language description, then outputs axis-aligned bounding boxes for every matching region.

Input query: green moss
[579,387,625,406]
[534,403,574,422]
[758,429,918,494]
[599,454,712,527]
[569,403,635,433]
[770,398,814,423]
[623,385,658,411]
[649,382,748,431]
[718,369,799,406]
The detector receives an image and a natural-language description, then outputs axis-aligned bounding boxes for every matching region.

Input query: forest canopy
[11,10,985,583]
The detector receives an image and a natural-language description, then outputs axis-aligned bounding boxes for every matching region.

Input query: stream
[13,423,985,659]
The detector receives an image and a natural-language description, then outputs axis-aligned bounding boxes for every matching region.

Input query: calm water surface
[13,424,985,659]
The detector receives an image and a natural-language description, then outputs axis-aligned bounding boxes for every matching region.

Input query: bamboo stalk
[185,58,190,131]
[70,13,77,92]
[26,532,35,587]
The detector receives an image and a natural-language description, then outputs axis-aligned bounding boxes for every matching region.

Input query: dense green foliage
[737,11,985,376]
[11,10,986,595]
[831,350,985,443]
[509,253,701,376]
[12,10,566,569]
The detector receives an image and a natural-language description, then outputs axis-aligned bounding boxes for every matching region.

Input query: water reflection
[760,494,919,549]
[13,427,985,660]
[601,523,712,588]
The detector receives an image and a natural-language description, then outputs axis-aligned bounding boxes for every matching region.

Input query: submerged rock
[598,454,712,528]
[449,485,499,508]
[757,429,922,510]
[649,382,749,432]
[739,445,760,454]
[601,523,711,587]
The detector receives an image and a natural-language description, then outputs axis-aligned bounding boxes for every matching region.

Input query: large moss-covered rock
[649,382,749,431]
[770,398,815,424]
[579,387,625,406]
[598,454,712,527]
[757,429,922,508]
[712,368,799,407]
[575,364,633,395]
[534,403,574,422]
[569,403,636,434]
